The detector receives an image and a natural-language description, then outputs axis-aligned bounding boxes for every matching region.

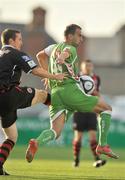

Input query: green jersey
[48,42,79,89]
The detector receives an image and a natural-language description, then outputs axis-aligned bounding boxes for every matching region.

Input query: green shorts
[49,82,99,121]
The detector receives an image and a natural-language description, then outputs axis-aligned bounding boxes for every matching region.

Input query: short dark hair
[64,24,81,37]
[80,59,93,66]
[1,29,20,45]
[83,59,92,63]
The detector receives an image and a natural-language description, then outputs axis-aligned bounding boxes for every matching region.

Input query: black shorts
[73,112,97,132]
[0,86,35,128]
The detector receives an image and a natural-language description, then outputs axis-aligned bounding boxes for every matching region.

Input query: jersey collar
[2,45,16,49]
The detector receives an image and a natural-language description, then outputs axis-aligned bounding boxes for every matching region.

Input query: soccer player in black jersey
[0,29,66,175]
[72,59,107,167]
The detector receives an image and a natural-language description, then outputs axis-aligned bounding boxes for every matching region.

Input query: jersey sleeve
[44,44,56,57]
[13,50,37,73]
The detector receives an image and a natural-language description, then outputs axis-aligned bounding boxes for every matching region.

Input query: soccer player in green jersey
[25,24,119,163]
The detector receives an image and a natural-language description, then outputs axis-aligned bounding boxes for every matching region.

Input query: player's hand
[56,57,65,64]
[54,73,68,80]
[56,50,70,64]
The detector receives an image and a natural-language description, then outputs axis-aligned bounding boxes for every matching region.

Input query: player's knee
[44,93,51,106]
[32,89,48,105]
[7,133,18,143]
[74,138,82,144]
[55,132,61,139]
[74,135,82,142]
[50,127,61,139]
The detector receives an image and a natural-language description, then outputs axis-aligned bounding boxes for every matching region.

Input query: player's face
[10,33,23,50]
[81,62,94,75]
[72,28,83,47]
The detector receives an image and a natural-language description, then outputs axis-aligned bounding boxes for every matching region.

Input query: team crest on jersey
[27,88,32,94]
[27,60,36,68]
[22,55,32,62]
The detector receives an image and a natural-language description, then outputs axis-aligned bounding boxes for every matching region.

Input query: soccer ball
[79,75,95,94]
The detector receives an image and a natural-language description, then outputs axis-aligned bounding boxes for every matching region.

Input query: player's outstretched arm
[31,66,67,80]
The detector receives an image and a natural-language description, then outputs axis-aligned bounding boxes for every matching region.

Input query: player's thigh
[12,87,48,108]
[31,89,48,105]
[63,83,99,112]
[51,88,63,106]
[9,86,35,109]
[3,122,18,143]
[88,130,97,142]
[74,130,83,142]
[49,90,65,121]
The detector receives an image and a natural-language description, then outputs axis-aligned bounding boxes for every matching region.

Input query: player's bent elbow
[55,134,61,139]
[36,51,42,59]
[36,51,47,60]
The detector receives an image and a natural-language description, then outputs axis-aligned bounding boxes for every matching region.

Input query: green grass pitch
[3,146,125,180]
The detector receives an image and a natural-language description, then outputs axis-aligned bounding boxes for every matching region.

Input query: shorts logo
[27,88,32,94]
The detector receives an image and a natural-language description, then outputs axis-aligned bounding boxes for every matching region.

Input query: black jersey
[0,45,37,89]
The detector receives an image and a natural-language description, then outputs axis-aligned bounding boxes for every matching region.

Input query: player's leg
[0,121,5,144]
[86,113,106,167]
[14,87,50,109]
[72,112,86,167]
[93,98,119,158]
[84,113,99,161]
[88,130,107,167]
[31,89,50,106]
[0,86,35,175]
[26,87,65,162]
[64,83,118,159]
[26,112,66,163]
[0,87,50,174]
[0,120,17,175]
[37,112,65,142]
[72,130,82,167]
[89,130,99,160]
